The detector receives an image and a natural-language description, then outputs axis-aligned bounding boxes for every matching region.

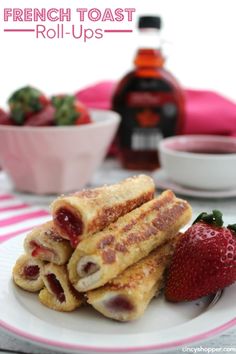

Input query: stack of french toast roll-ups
[13,175,192,321]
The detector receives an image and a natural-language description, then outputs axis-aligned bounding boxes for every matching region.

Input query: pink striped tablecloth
[0,193,50,244]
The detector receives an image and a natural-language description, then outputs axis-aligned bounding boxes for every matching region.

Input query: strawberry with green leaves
[8,86,49,125]
[165,210,236,302]
[52,95,91,126]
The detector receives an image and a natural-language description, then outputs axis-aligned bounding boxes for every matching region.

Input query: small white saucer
[152,169,236,199]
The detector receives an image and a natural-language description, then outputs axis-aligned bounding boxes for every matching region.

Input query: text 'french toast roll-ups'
[24,221,73,265]
[51,175,155,247]
[12,254,44,292]
[39,263,82,312]
[87,235,180,322]
[68,190,192,292]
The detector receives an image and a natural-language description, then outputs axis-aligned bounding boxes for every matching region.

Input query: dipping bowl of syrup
[159,135,236,190]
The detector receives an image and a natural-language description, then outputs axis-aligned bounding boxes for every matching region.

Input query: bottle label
[131,128,162,150]
[118,89,179,151]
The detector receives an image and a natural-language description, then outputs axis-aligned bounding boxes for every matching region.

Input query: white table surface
[0,159,236,354]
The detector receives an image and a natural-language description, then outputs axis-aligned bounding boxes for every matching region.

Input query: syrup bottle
[112,16,185,170]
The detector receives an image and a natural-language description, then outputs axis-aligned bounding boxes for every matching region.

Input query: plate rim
[0,317,236,353]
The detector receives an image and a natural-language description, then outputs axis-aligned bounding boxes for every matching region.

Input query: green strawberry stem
[52,95,79,126]
[193,210,223,227]
[227,224,236,233]
[193,211,236,235]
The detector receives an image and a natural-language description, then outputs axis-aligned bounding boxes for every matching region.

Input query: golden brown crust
[24,221,73,265]
[39,263,82,312]
[87,237,180,321]
[68,190,192,292]
[51,175,155,242]
[12,254,44,292]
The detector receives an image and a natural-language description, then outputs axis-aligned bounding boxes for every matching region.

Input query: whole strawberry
[52,95,91,126]
[8,86,49,125]
[165,210,236,302]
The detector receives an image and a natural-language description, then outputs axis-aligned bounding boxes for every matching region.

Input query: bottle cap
[138,16,162,30]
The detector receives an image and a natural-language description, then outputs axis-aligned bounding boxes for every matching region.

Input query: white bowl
[0,110,120,194]
[159,135,236,190]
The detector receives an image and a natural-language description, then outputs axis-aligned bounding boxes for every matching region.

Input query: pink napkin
[76,82,236,136]
[76,81,115,110]
[184,90,236,136]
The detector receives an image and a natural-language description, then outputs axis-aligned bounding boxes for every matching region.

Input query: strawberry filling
[30,241,55,260]
[54,207,83,247]
[23,265,40,280]
[77,257,101,278]
[106,296,134,312]
[46,274,65,303]
[83,262,99,276]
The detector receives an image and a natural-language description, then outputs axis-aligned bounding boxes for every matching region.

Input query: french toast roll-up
[24,221,73,265]
[39,263,82,312]
[51,175,155,247]
[68,190,192,292]
[12,254,44,292]
[87,235,180,322]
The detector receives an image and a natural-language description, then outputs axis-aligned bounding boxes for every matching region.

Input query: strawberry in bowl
[8,86,50,125]
[5,87,91,127]
[24,104,55,126]
[52,95,91,126]
[165,210,236,302]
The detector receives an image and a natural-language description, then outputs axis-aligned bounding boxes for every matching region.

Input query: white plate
[152,169,236,199]
[0,233,236,354]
